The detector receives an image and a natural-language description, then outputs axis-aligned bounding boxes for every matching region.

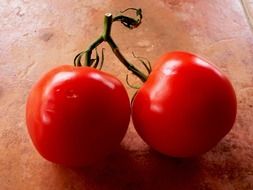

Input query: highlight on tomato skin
[131,51,237,158]
[26,65,131,167]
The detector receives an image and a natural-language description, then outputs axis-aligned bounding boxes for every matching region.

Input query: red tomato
[26,65,130,166]
[132,52,237,157]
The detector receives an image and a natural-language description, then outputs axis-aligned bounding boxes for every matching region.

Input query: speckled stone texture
[0,0,253,189]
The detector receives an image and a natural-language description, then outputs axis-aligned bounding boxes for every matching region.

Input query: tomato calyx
[74,8,149,83]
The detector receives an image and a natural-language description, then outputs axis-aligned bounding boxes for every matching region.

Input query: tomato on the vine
[26,65,130,166]
[132,51,237,157]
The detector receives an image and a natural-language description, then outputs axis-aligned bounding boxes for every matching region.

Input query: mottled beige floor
[0,0,253,189]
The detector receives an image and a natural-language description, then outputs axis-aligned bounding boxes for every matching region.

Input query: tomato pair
[26,51,237,166]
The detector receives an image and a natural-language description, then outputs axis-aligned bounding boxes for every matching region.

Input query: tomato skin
[132,52,237,157]
[26,65,130,166]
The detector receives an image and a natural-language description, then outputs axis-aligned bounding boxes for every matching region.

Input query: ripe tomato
[26,65,130,166]
[132,52,237,157]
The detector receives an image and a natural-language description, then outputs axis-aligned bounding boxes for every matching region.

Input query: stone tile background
[0,0,252,189]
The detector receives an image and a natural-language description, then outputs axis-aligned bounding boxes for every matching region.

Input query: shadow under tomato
[52,146,203,190]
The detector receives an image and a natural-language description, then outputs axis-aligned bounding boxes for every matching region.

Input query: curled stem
[126,74,140,89]
[132,52,152,74]
[98,48,105,70]
[92,48,100,69]
[113,8,142,29]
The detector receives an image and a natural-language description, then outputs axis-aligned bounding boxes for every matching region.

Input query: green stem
[102,13,147,82]
[103,13,113,40]
[84,36,104,66]
[106,36,147,82]
[80,10,148,82]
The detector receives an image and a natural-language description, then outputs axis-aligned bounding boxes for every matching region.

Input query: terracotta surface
[0,0,253,189]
